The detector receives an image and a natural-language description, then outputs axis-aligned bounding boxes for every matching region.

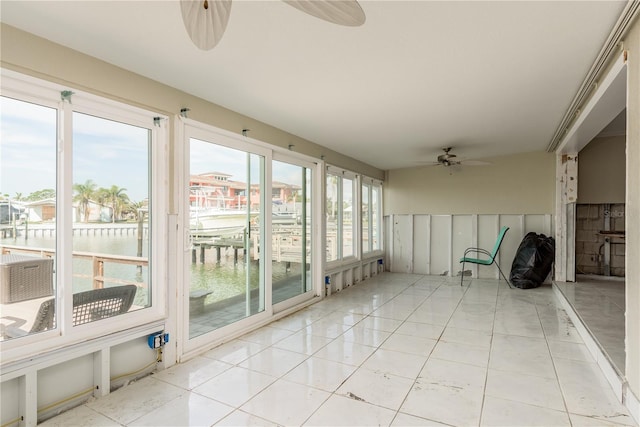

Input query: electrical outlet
[148,332,169,349]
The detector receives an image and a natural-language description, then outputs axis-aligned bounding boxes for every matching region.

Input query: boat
[190,208,254,238]
[271,211,298,225]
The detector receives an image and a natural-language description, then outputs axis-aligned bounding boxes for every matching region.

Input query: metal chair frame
[460,226,512,287]
[6,285,137,337]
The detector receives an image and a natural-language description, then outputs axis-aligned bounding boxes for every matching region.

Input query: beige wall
[624,16,640,401]
[0,24,384,185]
[384,151,555,215]
[578,135,626,203]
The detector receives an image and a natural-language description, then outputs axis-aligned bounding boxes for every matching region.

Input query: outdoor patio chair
[72,285,137,325]
[459,226,511,287]
[3,285,137,337]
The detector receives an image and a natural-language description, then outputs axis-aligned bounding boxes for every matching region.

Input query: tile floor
[41,273,637,427]
[554,275,625,373]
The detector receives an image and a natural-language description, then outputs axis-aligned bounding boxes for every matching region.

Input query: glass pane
[343,177,354,258]
[1,96,57,340]
[188,138,264,338]
[372,185,381,251]
[72,112,150,326]
[362,184,370,253]
[272,160,312,305]
[325,174,338,261]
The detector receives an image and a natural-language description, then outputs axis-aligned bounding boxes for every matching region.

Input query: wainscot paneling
[386,214,553,279]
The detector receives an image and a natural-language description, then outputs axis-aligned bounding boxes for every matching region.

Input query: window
[71,112,152,323]
[181,121,320,354]
[272,159,313,305]
[187,137,265,338]
[326,168,357,263]
[362,179,382,254]
[372,183,381,251]
[1,96,58,338]
[0,70,166,354]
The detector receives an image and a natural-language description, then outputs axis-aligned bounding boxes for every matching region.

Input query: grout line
[533,287,574,426]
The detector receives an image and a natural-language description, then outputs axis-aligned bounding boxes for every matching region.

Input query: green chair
[460,226,511,287]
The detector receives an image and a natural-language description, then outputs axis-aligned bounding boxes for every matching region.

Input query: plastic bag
[509,232,555,289]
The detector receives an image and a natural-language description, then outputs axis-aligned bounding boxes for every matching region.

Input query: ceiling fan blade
[460,160,491,166]
[282,0,366,26]
[180,0,232,50]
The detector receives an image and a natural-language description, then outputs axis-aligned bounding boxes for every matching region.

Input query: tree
[73,180,97,223]
[125,200,146,221]
[103,185,129,223]
[25,189,55,201]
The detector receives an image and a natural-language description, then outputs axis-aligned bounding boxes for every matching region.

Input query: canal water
[0,233,293,306]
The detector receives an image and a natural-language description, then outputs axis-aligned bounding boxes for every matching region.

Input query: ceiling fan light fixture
[180,0,232,50]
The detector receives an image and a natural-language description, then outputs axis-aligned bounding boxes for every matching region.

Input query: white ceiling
[0,1,628,170]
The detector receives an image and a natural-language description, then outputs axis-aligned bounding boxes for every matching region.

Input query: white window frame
[0,69,168,363]
[371,180,383,253]
[178,119,275,357]
[361,177,384,257]
[272,152,319,314]
[177,118,324,360]
[326,166,359,267]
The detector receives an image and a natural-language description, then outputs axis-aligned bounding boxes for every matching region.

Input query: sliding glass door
[187,137,265,339]
[181,122,319,356]
[271,158,313,307]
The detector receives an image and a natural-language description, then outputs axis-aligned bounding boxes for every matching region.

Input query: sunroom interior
[1,1,639,426]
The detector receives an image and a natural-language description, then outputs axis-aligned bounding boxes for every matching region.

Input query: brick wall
[575,203,625,276]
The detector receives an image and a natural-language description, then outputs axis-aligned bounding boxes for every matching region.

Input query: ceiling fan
[424,147,491,168]
[180,0,366,51]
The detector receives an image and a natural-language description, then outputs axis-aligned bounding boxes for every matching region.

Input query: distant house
[73,200,113,223]
[0,201,25,224]
[23,198,56,222]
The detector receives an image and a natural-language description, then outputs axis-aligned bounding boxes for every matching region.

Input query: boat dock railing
[1,223,149,239]
[190,226,333,265]
[0,244,148,290]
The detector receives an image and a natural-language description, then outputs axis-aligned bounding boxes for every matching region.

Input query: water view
[0,230,298,304]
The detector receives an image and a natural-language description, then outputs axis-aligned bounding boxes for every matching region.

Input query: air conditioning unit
[0,254,54,304]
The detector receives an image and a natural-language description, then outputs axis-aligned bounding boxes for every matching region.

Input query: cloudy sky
[2,96,307,204]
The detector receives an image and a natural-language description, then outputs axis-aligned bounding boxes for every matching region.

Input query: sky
[190,138,308,186]
[1,97,149,202]
[1,96,309,204]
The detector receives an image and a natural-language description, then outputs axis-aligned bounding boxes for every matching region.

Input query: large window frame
[362,178,383,256]
[177,119,323,359]
[326,166,359,266]
[0,70,168,362]
[271,153,317,313]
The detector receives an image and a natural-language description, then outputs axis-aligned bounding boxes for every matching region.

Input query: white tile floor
[554,275,626,373]
[41,273,637,427]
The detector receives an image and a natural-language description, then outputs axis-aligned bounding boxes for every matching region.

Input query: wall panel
[477,215,500,278]
[452,215,473,277]
[413,215,431,274]
[387,214,553,281]
[391,215,413,273]
[499,215,525,279]
[430,216,452,276]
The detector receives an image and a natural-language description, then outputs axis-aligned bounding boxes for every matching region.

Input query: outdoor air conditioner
[0,254,54,304]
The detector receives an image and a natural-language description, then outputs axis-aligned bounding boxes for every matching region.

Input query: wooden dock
[191,237,247,264]
[191,226,319,265]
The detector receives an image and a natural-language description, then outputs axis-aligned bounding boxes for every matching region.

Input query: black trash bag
[509,232,555,289]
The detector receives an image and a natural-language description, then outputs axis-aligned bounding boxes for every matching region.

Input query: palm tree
[126,200,146,221]
[103,185,129,223]
[73,180,97,223]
